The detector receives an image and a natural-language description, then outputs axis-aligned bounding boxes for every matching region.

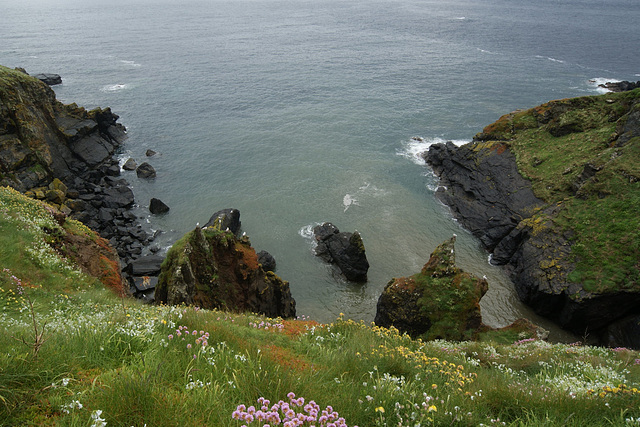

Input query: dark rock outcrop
[204,208,241,235]
[155,227,296,318]
[257,250,277,272]
[313,222,369,282]
[426,141,544,250]
[374,237,487,340]
[0,65,150,265]
[33,73,62,86]
[599,80,640,93]
[149,198,170,214]
[424,90,640,348]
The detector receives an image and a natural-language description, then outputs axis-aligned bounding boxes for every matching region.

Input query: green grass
[1,185,640,426]
[477,89,640,294]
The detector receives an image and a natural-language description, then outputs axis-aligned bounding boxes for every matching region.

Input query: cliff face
[0,65,150,263]
[425,89,640,348]
[375,237,487,340]
[155,227,296,319]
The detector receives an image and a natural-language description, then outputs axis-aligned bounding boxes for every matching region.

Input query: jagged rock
[146,149,157,157]
[374,237,487,340]
[313,222,369,282]
[425,141,544,250]
[257,250,276,272]
[155,227,296,318]
[599,80,640,93]
[0,66,149,266]
[425,90,640,348]
[149,198,170,215]
[204,208,241,235]
[122,158,137,171]
[33,73,62,85]
[136,162,156,179]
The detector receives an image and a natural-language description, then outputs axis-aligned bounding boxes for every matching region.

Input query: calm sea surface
[3,0,639,339]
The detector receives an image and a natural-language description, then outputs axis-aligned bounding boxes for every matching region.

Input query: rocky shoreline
[0,67,154,268]
[423,87,640,349]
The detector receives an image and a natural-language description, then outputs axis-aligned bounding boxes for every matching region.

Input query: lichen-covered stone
[375,237,487,340]
[155,227,295,318]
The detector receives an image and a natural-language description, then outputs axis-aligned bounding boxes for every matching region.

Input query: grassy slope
[476,89,640,294]
[1,186,640,426]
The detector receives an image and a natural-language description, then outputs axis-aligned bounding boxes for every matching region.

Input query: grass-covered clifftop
[474,89,640,294]
[2,187,640,426]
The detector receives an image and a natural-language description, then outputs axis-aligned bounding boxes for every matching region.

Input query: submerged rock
[136,162,156,179]
[155,227,295,318]
[313,222,369,282]
[374,237,487,340]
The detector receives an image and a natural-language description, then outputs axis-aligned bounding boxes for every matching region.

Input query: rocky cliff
[425,89,640,348]
[155,227,296,318]
[375,237,487,340]
[0,65,149,263]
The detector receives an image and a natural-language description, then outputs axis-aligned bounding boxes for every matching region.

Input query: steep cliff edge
[155,227,296,318]
[425,89,640,348]
[0,65,149,262]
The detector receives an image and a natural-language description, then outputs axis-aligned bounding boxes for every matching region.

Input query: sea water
[2,0,639,340]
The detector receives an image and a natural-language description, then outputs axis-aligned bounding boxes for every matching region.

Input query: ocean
[2,0,639,339]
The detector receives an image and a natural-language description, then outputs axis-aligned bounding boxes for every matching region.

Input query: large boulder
[313,222,369,282]
[33,73,62,85]
[374,237,487,340]
[155,227,296,318]
[204,208,241,235]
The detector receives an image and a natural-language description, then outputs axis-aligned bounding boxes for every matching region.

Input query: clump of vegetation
[2,186,639,425]
[476,89,640,293]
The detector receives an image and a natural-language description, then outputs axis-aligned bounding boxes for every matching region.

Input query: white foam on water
[588,77,621,93]
[101,83,129,92]
[477,48,497,55]
[120,59,141,67]
[535,55,565,64]
[343,194,359,212]
[396,136,469,165]
[298,223,321,244]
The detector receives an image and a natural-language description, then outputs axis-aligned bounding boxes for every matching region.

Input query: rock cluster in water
[313,222,369,282]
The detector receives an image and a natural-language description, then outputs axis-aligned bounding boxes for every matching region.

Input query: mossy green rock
[374,237,487,340]
[155,227,296,318]
[425,89,640,347]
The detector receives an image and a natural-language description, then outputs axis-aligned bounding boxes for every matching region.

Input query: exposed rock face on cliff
[313,222,369,282]
[0,65,149,263]
[425,89,640,348]
[375,237,487,340]
[155,227,296,318]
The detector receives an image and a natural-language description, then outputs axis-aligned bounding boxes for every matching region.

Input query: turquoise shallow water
[2,0,639,338]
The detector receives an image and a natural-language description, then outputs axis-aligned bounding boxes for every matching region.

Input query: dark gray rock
[33,73,62,85]
[204,208,241,234]
[313,222,369,282]
[425,141,544,250]
[122,158,137,171]
[125,255,165,276]
[257,250,276,272]
[149,198,170,215]
[599,80,640,93]
[146,149,157,157]
[136,162,156,179]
